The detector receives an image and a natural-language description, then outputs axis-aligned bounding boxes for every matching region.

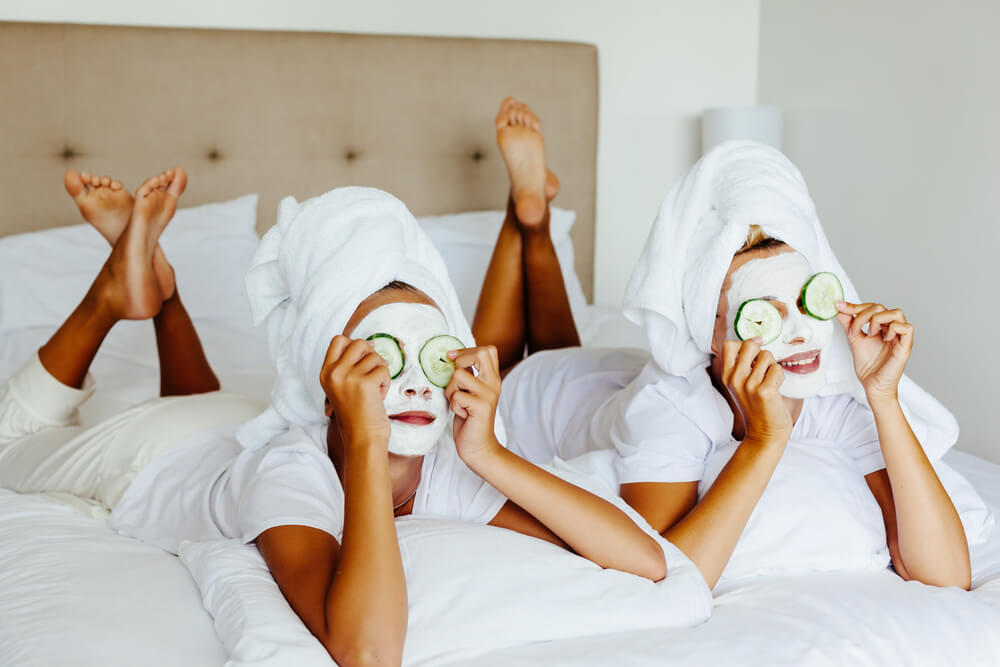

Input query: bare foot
[93,168,187,320]
[496,97,549,226]
[65,169,177,298]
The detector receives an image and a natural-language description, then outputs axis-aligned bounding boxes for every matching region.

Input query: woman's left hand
[835,301,913,398]
[445,345,503,464]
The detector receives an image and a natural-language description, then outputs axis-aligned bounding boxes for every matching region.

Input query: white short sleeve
[237,440,345,544]
[609,381,712,485]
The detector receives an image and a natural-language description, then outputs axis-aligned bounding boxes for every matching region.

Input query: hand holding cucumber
[835,301,913,399]
[321,335,392,451]
[444,345,503,464]
[721,338,793,445]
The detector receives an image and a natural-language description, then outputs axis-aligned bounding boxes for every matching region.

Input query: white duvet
[3,447,1000,666]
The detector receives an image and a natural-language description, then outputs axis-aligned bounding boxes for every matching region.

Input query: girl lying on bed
[0,126,674,664]
[479,120,973,590]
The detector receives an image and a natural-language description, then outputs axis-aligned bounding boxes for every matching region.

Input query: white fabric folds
[236,186,485,452]
[623,140,958,459]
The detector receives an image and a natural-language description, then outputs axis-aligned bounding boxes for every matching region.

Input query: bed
[3,20,1000,667]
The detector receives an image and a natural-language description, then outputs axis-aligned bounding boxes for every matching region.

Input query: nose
[396,365,434,399]
[783,309,813,345]
[403,385,433,399]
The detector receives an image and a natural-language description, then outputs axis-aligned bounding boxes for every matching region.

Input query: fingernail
[447,350,458,359]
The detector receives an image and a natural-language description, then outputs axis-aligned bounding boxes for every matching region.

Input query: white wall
[758,0,1000,462]
[0,0,760,306]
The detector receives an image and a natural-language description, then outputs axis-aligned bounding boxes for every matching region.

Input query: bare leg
[472,98,579,373]
[57,168,218,395]
[40,170,182,388]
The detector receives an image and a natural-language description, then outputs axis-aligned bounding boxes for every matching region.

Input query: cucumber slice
[367,333,404,379]
[800,272,844,320]
[734,299,782,345]
[419,335,465,387]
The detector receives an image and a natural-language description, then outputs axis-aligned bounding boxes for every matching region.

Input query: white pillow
[179,539,331,667]
[418,207,589,324]
[179,452,712,665]
[0,194,259,335]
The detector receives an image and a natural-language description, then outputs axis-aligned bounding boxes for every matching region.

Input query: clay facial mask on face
[350,302,451,456]
[724,252,834,399]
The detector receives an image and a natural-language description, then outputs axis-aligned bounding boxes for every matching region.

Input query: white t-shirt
[500,347,886,485]
[112,421,508,555]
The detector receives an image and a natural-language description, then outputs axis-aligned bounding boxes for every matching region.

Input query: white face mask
[724,252,834,399]
[349,302,452,456]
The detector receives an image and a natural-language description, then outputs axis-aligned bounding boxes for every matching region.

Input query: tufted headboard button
[207,148,222,161]
[471,149,485,162]
[60,146,77,160]
[344,149,359,162]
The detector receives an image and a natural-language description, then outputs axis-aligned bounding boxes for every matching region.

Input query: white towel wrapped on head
[236,186,490,452]
[623,140,958,460]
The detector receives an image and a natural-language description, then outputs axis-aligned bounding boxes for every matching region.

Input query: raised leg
[57,167,218,396]
[40,170,182,388]
[472,98,579,373]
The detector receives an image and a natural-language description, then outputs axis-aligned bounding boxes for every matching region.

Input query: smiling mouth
[390,411,436,426]
[778,350,821,375]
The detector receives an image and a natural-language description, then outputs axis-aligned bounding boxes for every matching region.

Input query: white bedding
[3,444,999,666]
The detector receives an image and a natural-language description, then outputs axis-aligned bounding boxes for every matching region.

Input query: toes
[99,175,111,187]
[110,180,123,191]
[500,96,517,111]
[64,170,87,199]
[166,167,188,198]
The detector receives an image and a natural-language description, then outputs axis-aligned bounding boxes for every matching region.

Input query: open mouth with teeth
[778,350,821,375]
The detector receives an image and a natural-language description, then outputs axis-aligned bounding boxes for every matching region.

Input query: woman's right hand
[320,335,392,451]
[721,338,792,445]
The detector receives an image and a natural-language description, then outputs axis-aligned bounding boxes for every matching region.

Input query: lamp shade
[702,106,783,153]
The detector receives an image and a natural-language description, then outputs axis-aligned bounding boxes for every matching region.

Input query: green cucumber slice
[734,299,782,345]
[419,335,465,387]
[367,333,404,379]
[800,272,844,320]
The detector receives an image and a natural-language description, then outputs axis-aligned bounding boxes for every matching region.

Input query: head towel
[236,186,494,452]
[623,140,958,458]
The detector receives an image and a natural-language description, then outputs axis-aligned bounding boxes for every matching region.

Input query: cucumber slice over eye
[734,299,783,345]
[367,333,404,379]
[419,335,465,387]
[800,272,844,320]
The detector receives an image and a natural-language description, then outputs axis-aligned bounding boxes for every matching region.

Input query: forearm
[467,442,664,580]
[664,438,784,589]
[325,445,407,665]
[869,393,970,588]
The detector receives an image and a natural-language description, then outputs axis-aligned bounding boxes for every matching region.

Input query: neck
[327,422,424,510]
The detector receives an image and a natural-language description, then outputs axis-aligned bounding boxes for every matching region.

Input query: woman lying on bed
[477,123,972,591]
[0,145,667,664]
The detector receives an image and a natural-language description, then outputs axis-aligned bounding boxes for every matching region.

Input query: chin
[779,372,826,399]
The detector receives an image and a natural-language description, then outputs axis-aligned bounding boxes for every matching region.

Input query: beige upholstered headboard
[0,22,598,299]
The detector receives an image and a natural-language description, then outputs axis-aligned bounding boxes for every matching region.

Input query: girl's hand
[722,338,793,445]
[835,301,913,399]
[320,335,392,452]
[445,345,503,464]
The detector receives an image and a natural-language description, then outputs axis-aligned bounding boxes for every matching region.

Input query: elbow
[636,536,668,582]
[324,637,403,667]
[898,561,971,591]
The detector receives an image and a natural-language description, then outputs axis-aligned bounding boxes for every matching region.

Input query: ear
[324,397,334,418]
